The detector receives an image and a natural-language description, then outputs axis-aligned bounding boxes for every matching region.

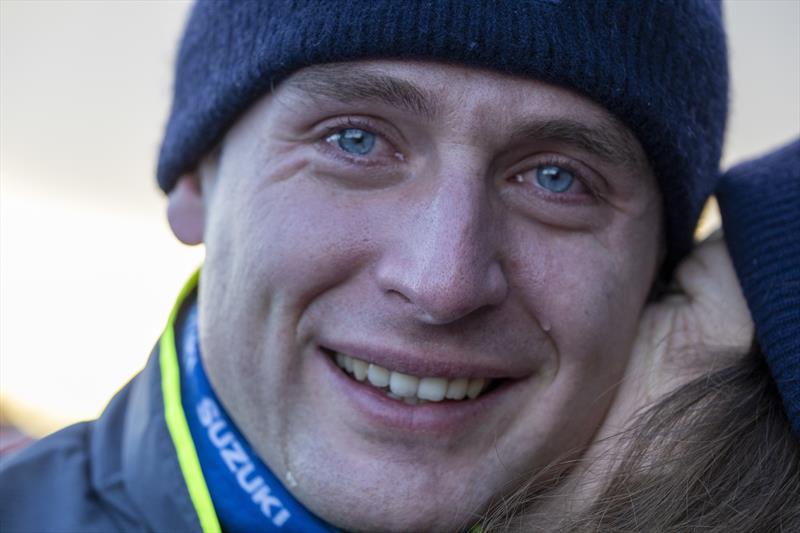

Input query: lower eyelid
[517,168,588,193]
[321,130,408,166]
[504,173,597,209]
[317,139,403,169]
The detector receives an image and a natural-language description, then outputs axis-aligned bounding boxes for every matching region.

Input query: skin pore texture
[168,61,663,532]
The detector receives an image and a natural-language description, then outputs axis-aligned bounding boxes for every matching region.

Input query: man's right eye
[325,128,376,156]
[535,165,576,193]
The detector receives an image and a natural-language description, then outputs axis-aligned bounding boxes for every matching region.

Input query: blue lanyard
[179,302,338,533]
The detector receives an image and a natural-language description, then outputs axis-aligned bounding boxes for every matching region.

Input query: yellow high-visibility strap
[159,269,221,533]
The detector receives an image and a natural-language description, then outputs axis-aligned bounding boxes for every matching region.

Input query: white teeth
[417,377,448,402]
[466,378,486,399]
[367,363,390,388]
[445,378,468,400]
[333,352,494,403]
[352,359,368,381]
[389,371,419,397]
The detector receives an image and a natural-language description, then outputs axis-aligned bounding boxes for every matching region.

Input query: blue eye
[331,128,375,155]
[535,165,574,193]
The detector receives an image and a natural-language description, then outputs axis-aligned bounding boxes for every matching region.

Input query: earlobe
[167,173,205,245]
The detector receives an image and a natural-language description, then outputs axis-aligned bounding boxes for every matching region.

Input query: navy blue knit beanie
[158,0,729,273]
[718,139,800,437]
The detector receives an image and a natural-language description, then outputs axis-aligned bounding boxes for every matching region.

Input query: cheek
[208,176,377,306]
[509,224,657,380]
[197,173,385,450]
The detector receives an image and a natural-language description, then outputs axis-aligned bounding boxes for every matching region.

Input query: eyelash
[317,117,402,166]
[315,118,603,204]
[507,155,600,204]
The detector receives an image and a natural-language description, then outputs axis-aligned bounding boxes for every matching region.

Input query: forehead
[280,60,647,169]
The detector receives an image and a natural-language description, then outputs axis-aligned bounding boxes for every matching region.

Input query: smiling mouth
[324,349,502,405]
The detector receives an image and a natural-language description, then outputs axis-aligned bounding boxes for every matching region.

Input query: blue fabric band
[179,301,338,533]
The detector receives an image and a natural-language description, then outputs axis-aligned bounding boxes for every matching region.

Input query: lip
[318,339,534,379]
[317,346,530,434]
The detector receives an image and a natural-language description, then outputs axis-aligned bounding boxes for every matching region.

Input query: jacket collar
[112,270,214,531]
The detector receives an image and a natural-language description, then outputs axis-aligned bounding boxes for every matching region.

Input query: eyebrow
[286,64,440,120]
[287,64,643,167]
[509,118,644,167]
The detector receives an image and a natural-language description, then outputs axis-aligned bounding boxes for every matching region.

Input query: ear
[167,173,205,245]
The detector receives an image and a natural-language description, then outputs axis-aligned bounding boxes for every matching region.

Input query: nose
[375,164,509,325]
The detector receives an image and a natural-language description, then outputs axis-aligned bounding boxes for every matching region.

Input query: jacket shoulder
[0,421,138,532]
[0,385,146,532]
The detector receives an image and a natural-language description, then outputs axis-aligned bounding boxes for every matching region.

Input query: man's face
[191,61,662,531]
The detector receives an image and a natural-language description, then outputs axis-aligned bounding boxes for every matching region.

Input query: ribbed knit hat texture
[158,0,729,273]
[718,139,800,437]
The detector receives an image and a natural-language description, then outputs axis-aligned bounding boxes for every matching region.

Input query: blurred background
[1,0,799,438]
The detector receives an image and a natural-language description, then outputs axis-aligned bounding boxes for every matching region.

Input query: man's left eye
[535,165,575,193]
[326,128,376,156]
